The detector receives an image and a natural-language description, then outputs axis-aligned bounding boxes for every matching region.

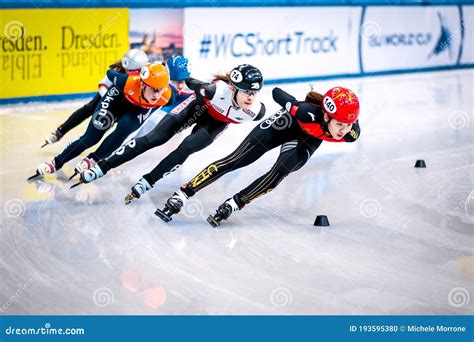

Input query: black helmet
[229,64,263,91]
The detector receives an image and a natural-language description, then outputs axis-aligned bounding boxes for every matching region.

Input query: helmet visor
[236,88,259,96]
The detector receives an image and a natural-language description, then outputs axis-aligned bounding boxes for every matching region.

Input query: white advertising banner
[183,7,362,81]
[361,6,462,72]
[460,6,474,65]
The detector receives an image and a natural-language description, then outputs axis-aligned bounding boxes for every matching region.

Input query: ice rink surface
[1,69,473,315]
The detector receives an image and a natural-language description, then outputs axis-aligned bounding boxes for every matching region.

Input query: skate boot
[69,157,95,180]
[154,190,188,223]
[28,161,56,181]
[124,177,152,205]
[207,198,240,228]
[70,164,104,189]
[41,129,62,148]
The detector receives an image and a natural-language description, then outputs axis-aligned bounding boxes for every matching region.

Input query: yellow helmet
[140,62,170,89]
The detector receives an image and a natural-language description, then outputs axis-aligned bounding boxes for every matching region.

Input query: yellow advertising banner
[0,9,129,99]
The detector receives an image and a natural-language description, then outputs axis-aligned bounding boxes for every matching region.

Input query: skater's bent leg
[236,141,321,206]
[88,114,141,162]
[53,119,107,169]
[181,124,283,197]
[100,112,191,172]
[58,94,101,136]
[143,122,227,185]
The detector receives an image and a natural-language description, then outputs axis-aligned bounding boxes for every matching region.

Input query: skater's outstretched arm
[97,74,113,97]
[107,69,128,89]
[272,87,297,108]
[272,87,322,123]
[185,77,217,98]
[253,103,266,121]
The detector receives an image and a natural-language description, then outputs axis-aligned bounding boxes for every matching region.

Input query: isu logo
[108,87,120,96]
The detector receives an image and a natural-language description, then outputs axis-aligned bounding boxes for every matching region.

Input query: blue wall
[2,0,474,8]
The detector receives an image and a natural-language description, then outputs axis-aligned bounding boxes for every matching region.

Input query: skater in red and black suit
[155,86,361,226]
[76,64,266,205]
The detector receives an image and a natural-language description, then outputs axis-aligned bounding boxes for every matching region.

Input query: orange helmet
[140,62,170,89]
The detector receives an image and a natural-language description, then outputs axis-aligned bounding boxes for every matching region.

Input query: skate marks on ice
[1,70,473,314]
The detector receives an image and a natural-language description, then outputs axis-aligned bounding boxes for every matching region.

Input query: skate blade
[154,208,172,222]
[70,181,83,189]
[40,141,48,148]
[68,170,79,180]
[27,171,42,182]
[124,193,136,205]
[207,215,220,228]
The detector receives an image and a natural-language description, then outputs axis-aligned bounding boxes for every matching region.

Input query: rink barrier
[359,6,466,73]
[182,6,362,81]
[1,65,471,105]
[0,93,98,105]
[459,5,474,64]
[182,5,473,81]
